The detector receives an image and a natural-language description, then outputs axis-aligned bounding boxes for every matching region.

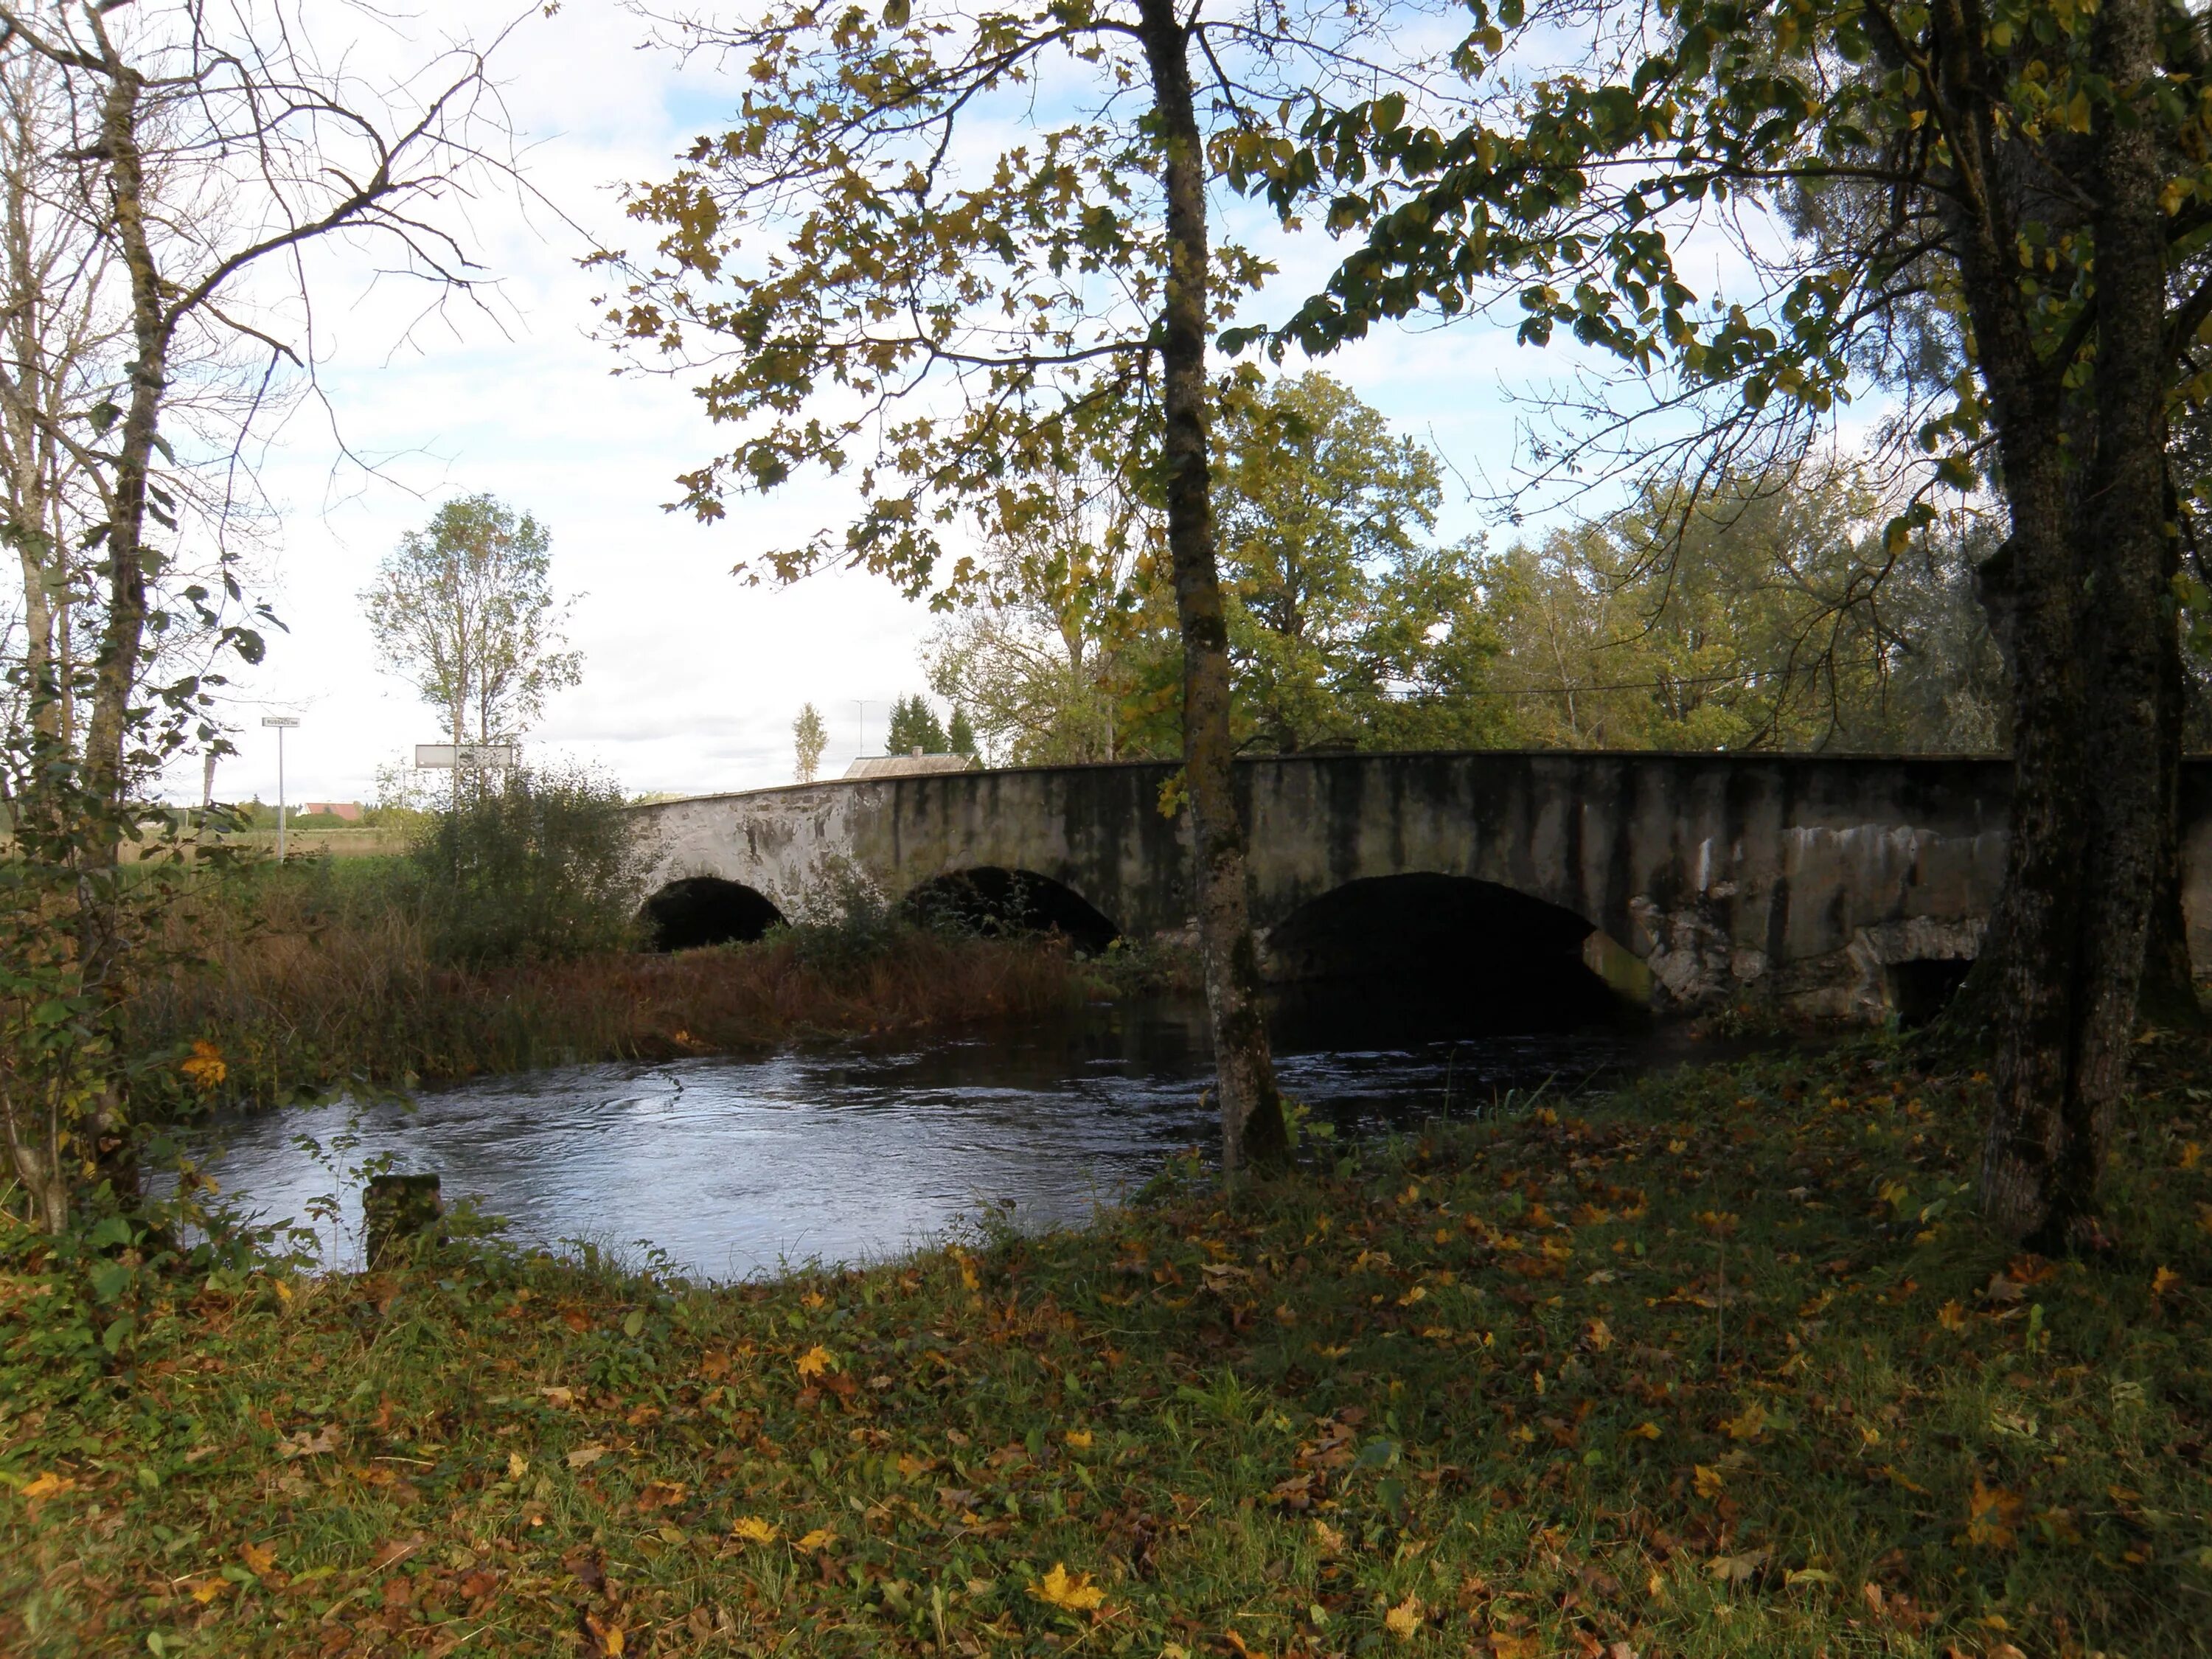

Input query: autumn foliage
[4,1040,2208,1655]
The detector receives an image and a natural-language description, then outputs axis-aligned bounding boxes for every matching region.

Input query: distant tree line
[925,373,2017,765]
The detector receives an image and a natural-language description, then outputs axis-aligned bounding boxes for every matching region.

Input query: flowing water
[188,1000,1724,1281]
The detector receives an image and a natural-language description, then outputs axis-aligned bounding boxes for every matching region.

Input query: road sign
[414,742,520,770]
[262,717,302,857]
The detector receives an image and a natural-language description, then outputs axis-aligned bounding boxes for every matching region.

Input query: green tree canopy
[886,695,950,757]
[364,495,581,751]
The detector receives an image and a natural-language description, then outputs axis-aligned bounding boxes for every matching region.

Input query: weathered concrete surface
[633,752,2212,1019]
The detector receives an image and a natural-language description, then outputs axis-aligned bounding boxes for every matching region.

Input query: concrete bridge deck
[630,751,2212,1022]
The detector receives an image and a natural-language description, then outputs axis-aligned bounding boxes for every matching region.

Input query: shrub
[406,764,649,964]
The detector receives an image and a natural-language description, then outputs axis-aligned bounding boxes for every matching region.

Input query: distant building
[301,801,364,821]
[842,752,980,780]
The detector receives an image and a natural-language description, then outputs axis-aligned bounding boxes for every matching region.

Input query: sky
[202,0,1667,808]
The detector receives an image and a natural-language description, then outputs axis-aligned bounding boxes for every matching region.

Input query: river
[189,999,1718,1281]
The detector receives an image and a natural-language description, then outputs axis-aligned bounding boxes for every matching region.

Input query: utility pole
[852,700,879,759]
[262,715,300,858]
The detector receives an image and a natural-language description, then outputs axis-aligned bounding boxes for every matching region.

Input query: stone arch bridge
[630,752,2212,1022]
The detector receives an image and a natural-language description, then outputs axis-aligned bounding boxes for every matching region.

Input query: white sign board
[414,742,520,770]
[261,715,300,728]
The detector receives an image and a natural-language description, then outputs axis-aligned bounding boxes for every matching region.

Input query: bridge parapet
[632,751,2212,1021]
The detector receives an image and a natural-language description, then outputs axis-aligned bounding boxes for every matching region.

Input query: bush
[406,764,648,964]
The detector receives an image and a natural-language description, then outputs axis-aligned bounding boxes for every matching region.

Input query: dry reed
[125,872,1130,1105]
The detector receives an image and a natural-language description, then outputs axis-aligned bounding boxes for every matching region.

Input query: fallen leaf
[240,1540,276,1576]
[796,1527,836,1551]
[1065,1429,1093,1449]
[566,1443,608,1470]
[1383,1593,1423,1639]
[584,1610,625,1656]
[18,1472,74,1502]
[276,1425,341,1459]
[635,1481,687,1512]
[1626,1421,1662,1441]
[1693,1464,1725,1499]
[1312,1520,1346,1555]
[1706,1548,1767,1585]
[2152,1266,2183,1298]
[1719,1402,1767,1441]
[731,1516,778,1545]
[796,1345,836,1379]
[1031,1562,1106,1612]
[1583,1318,1613,1352]
[1937,1300,1968,1332]
[507,1452,529,1481]
[1963,1478,2025,1549]
[189,1577,227,1604]
[539,1386,575,1409]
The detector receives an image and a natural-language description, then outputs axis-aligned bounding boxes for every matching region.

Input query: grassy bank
[128,862,1178,1105]
[4,1040,2208,1656]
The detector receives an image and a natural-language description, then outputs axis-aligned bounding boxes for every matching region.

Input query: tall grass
[125,858,1142,1106]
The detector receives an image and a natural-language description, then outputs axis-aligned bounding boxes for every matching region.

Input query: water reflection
[190,999,1681,1282]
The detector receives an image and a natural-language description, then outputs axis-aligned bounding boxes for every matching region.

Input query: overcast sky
[206,1,1667,808]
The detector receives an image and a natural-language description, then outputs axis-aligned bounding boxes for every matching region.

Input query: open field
[209,829,409,860]
[4,1040,2206,1657]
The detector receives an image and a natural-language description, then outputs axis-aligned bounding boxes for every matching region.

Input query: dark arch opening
[901,867,1120,954]
[1264,872,1627,1044]
[1887,958,1970,1027]
[642,877,785,951]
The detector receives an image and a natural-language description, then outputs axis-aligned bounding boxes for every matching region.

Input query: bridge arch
[1263,872,1626,1036]
[642,876,785,951]
[900,866,1120,953]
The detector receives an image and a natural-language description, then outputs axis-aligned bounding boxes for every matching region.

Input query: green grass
[4,1040,2209,1657]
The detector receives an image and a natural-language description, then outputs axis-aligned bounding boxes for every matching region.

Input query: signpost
[262,715,300,858]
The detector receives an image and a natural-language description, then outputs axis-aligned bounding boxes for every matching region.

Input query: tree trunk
[1974,0,2171,1246]
[2137,470,2201,1029]
[1134,0,1287,1172]
[80,56,160,813]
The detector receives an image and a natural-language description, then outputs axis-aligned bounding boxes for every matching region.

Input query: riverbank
[5,1041,2205,1656]
[130,863,1189,1105]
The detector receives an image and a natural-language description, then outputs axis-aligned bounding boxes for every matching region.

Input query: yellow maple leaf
[1964,1478,2025,1549]
[1312,1520,1346,1555]
[2152,1266,2183,1298]
[180,1039,228,1091]
[1031,1562,1106,1612]
[796,1527,837,1551]
[1720,1402,1767,1441]
[240,1540,276,1576]
[730,1516,778,1545]
[189,1577,227,1604]
[18,1472,73,1502]
[2178,1141,2202,1170]
[507,1451,529,1481]
[1382,1593,1423,1639]
[566,1443,608,1470]
[1065,1429,1093,1449]
[1693,1464,1725,1499]
[1938,1298,1968,1332]
[1583,1318,1613,1352]
[796,1345,836,1380]
[1626,1420,1662,1441]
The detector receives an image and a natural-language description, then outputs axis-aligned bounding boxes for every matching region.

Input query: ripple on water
[182,1000,1655,1281]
